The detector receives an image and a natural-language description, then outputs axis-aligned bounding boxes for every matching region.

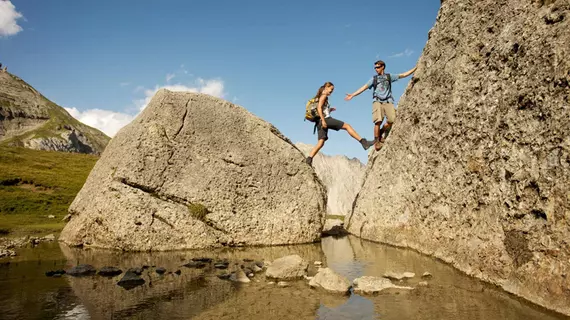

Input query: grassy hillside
[0,146,98,236]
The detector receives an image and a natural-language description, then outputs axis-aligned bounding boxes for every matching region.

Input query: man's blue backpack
[372,73,391,100]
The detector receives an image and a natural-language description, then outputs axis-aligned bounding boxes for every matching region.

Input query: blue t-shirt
[366,73,400,102]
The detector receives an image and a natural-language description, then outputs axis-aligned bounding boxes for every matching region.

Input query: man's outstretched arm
[345,84,369,101]
[398,66,417,79]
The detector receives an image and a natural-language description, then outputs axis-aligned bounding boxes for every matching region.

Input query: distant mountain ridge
[0,71,110,154]
[295,142,365,217]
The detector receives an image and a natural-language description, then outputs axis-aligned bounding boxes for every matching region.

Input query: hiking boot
[360,138,373,151]
[374,140,384,151]
[305,157,313,166]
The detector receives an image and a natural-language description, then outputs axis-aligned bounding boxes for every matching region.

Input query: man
[345,60,416,150]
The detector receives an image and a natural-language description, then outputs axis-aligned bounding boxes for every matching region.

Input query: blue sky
[0,0,439,163]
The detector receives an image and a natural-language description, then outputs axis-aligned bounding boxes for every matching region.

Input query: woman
[306,82,372,166]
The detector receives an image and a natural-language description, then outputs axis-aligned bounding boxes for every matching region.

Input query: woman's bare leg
[341,123,362,141]
[309,139,325,158]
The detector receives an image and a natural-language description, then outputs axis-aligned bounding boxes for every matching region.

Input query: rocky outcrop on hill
[347,0,569,315]
[295,143,364,217]
[59,90,327,251]
[0,72,109,154]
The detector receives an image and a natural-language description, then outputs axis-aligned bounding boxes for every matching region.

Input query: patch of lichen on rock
[188,203,209,222]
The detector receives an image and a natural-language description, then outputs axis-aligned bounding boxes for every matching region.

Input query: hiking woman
[306,82,372,166]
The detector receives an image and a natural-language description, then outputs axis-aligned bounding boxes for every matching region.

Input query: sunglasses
[374,65,384,69]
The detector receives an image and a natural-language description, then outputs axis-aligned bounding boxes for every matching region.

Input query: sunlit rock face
[60,90,326,251]
[348,0,570,315]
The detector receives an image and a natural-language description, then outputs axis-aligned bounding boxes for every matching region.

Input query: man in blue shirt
[345,60,416,151]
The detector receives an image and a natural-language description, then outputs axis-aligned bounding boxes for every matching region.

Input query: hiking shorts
[372,101,396,124]
[316,117,344,141]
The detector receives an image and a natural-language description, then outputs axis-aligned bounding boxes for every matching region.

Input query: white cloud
[120,82,131,87]
[388,49,414,58]
[166,73,175,83]
[0,1,24,37]
[65,107,135,137]
[64,74,225,138]
[136,78,225,111]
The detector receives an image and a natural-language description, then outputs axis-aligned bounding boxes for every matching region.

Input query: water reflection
[0,236,567,320]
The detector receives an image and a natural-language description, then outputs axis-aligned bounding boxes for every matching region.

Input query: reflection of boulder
[59,242,325,319]
[320,236,360,280]
[347,237,563,320]
[194,281,322,320]
[60,90,326,251]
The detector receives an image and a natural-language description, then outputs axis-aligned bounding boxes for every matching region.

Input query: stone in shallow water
[117,271,145,290]
[214,262,229,269]
[422,272,432,278]
[265,255,308,280]
[155,267,166,275]
[309,267,351,294]
[383,271,415,280]
[353,276,413,294]
[229,269,250,283]
[242,267,253,276]
[127,267,143,275]
[45,269,66,277]
[192,257,212,263]
[42,234,56,241]
[217,272,231,280]
[183,261,207,269]
[66,264,96,277]
[98,266,122,277]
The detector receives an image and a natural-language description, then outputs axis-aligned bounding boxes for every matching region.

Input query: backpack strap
[372,75,378,93]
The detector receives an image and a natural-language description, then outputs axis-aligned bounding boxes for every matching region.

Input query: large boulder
[59,90,326,250]
[347,0,570,315]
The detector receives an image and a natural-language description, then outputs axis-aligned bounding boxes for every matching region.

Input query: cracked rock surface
[347,0,570,316]
[59,90,326,251]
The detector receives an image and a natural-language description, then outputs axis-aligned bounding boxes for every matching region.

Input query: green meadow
[0,146,97,236]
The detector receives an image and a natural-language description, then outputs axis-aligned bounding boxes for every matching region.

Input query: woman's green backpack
[304,98,319,122]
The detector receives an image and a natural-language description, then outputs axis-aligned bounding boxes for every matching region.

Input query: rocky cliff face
[295,143,364,217]
[347,0,569,315]
[60,90,327,251]
[0,72,109,154]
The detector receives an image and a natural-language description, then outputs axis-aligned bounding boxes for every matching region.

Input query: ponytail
[313,81,334,102]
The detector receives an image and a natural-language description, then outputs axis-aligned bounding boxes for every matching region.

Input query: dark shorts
[316,117,345,141]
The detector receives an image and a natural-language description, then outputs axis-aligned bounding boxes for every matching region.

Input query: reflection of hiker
[305,82,372,166]
[345,60,416,150]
